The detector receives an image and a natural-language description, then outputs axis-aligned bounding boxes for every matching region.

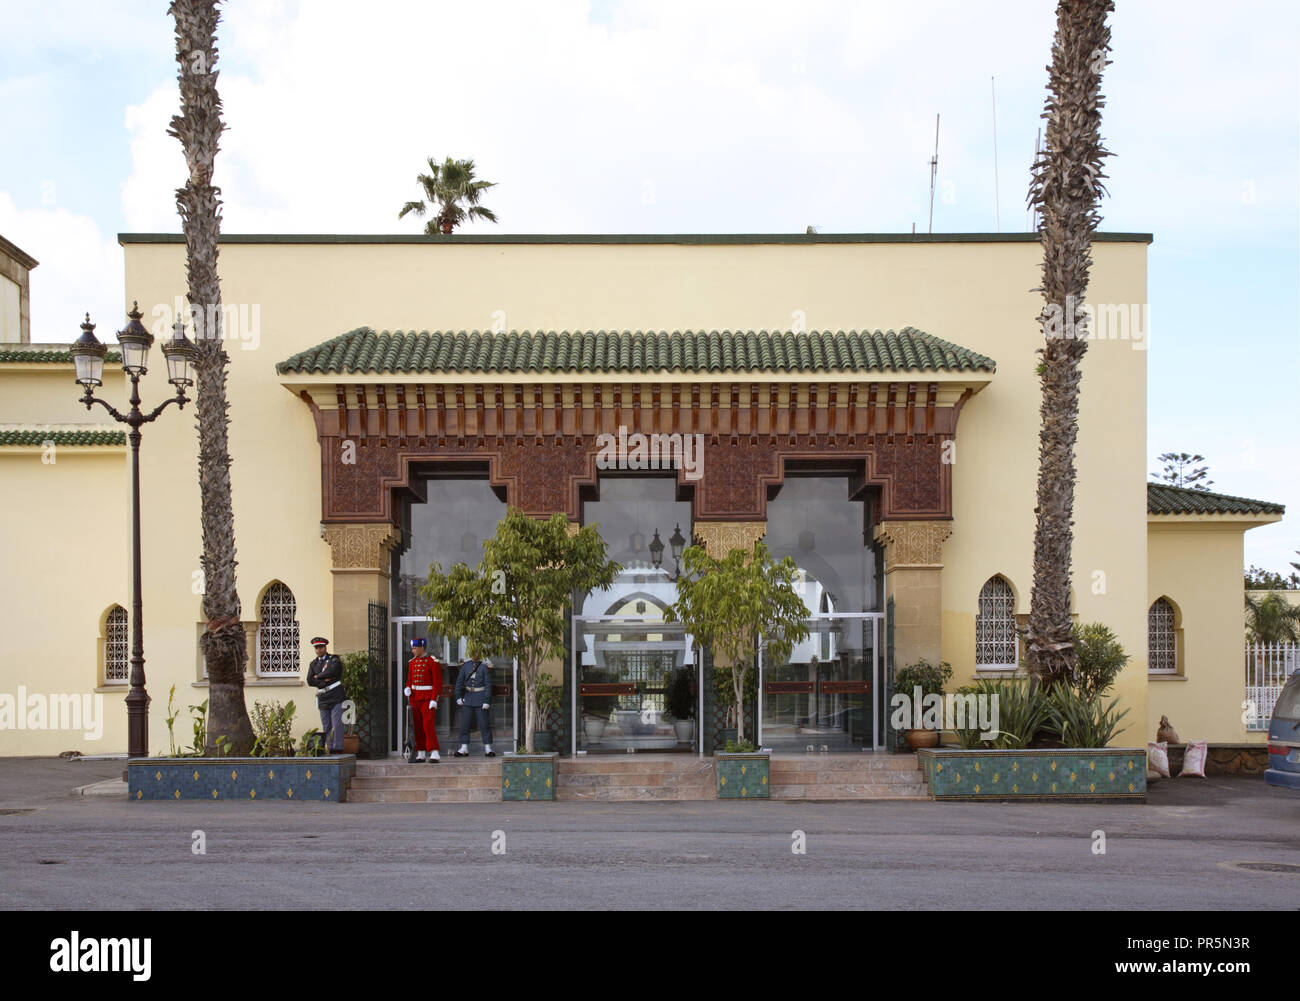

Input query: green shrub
[1070,622,1129,702]
[250,700,297,757]
[895,659,952,698]
[340,651,371,715]
[723,738,757,753]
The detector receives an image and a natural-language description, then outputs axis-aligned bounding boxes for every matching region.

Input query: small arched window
[976,576,1018,670]
[105,605,129,683]
[257,582,300,676]
[1148,598,1177,675]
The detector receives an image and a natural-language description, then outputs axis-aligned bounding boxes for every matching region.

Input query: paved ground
[0,757,1296,910]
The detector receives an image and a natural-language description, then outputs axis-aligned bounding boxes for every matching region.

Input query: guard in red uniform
[403,637,442,762]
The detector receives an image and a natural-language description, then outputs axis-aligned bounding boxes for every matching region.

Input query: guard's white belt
[466,686,486,692]
[413,685,434,691]
[319,681,342,692]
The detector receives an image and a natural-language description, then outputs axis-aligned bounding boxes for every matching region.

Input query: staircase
[347,759,502,803]
[768,754,929,800]
[346,753,930,803]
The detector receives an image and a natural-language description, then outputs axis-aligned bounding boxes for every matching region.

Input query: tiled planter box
[917,748,1146,801]
[128,756,356,802]
[501,753,556,801]
[715,751,770,799]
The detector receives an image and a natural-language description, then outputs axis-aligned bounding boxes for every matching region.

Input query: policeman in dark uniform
[306,637,347,753]
[453,647,494,757]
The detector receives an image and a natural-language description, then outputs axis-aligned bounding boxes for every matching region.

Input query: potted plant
[894,659,952,751]
[532,680,562,753]
[666,666,696,744]
[667,539,809,798]
[339,651,371,756]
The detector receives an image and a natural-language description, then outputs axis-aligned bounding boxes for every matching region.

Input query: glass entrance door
[572,616,699,753]
[391,616,515,756]
[759,615,883,752]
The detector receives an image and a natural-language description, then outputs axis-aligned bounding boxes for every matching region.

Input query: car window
[1276,677,1300,720]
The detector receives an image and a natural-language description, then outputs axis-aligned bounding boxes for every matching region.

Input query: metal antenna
[927,114,940,233]
[991,77,1000,232]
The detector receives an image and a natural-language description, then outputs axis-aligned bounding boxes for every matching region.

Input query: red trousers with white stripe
[411,699,439,752]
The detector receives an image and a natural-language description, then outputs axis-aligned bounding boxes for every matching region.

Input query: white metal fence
[1245,642,1299,731]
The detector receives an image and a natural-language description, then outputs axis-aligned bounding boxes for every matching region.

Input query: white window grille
[257,583,300,676]
[105,606,129,683]
[975,576,1018,669]
[1148,598,1177,674]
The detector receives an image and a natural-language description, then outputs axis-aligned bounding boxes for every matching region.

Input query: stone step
[770,755,920,773]
[772,783,930,799]
[345,753,931,802]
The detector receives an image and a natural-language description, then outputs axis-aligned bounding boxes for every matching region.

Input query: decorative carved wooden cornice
[873,520,954,571]
[306,380,968,441]
[692,521,767,556]
[320,522,402,572]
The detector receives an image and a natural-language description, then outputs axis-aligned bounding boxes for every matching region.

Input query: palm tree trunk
[169,0,253,753]
[1025,0,1114,689]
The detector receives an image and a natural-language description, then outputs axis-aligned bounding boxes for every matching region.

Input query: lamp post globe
[161,315,197,390]
[70,314,107,391]
[116,301,154,376]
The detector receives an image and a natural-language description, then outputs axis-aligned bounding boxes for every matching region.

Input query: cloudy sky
[1,0,1296,573]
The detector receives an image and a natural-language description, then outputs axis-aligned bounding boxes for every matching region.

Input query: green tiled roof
[1147,483,1284,517]
[0,348,122,364]
[277,327,996,376]
[0,430,126,447]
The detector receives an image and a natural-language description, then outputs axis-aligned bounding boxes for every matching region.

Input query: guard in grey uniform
[453,648,494,757]
[306,636,346,753]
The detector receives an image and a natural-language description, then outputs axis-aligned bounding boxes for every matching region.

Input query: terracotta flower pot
[905,728,940,751]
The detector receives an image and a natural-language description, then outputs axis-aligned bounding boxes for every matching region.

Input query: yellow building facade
[0,232,1283,757]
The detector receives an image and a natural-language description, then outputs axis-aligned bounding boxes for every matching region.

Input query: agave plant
[981,678,1052,750]
[1046,685,1130,748]
[398,156,499,234]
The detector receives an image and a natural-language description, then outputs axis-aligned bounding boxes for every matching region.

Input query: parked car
[1265,670,1300,791]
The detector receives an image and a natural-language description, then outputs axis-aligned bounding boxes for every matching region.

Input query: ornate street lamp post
[70,303,196,758]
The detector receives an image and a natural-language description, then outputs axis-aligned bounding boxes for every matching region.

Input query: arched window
[105,605,129,683]
[1148,598,1177,675]
[256,582,300,676]
[976,576,1018,670]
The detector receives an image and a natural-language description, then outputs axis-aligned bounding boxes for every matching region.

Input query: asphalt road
[0,757,1297,910]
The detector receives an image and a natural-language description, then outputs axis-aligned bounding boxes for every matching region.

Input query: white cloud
[0,193,122,344]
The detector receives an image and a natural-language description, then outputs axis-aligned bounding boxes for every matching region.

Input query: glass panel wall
[762,617,879,752]
[576,477,697,752]
[395,479,511,753]
[761,476,883,751]
[764,476,880,614]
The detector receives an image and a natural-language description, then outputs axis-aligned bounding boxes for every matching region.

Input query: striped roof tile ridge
[276,327,997,376]
[1147,482,1284,516]
[0,429,126,447]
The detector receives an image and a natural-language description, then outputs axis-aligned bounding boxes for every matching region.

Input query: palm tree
[168,0,254,753]
[1024,0,1114,689]
[399,156,499,234]
[1245,592,1300,645]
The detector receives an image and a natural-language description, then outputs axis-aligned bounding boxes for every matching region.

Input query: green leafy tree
[398,156,499,234]
[1155,452,1214,491]
[1069,621,1129,702]
[1245,564,1300,590]
[1024,0,1114,690]
[419,509,619,752]
[1245,592,1300,644]
[666,540,810,746]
